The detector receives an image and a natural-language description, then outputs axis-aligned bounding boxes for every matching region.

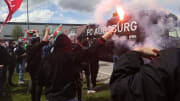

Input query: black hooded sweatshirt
[110,48,180,101]
[31,34,105,101]
[0,45,12,65]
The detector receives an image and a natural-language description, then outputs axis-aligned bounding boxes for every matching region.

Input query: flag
[25,29,36,37]
[76,25,87,36]
[0,0,23,34]
[24,37,28,41]
[51,24,62,39]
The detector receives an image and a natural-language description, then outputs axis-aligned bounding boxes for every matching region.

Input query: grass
[0,72,111,101]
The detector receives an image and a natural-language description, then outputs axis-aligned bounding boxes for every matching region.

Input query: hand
[42,26,49,42]
[34,29,39,37]
[33,29,38,33]
[133,47,160,58]
[102,23,119,40]
[46,27,49,32]
[21,53,27,56]
[0,65,4,68]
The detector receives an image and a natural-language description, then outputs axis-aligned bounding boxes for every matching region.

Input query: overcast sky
[0,0,180,24]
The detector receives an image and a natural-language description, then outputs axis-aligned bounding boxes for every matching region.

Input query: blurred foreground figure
[26,28,49,101]
[39,34,104,101]
[7,41,16,86]
[110,47,180,101]
[35,28,114,101]
[0,41,14,96]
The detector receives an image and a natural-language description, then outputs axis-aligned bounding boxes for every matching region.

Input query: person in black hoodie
[6,41,16,86]
[34,27,115,101]
[0,40,14,96]
[26,27,49,101]
[110,47,180,101]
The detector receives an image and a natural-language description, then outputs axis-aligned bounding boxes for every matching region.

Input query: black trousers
[30,73,43,101]
[76,72,83,101]
[76,63,90,101]
[90,59,99,88]
[8,66,15,85]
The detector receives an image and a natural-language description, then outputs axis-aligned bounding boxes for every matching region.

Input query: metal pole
[27,0,29,30]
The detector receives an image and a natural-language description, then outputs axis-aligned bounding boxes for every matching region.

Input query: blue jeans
[113,56,121,71]
[17,59,25,81]
[16,64,19,73]
[0,66,7,94]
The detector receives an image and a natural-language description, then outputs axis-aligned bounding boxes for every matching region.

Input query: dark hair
[9,41,14,46]
[31,37,40,45]
[54,33,72,52]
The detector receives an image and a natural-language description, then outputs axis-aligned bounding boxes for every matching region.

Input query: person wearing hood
[26,27,49,101]
[33,27,115,101]
[110,47,180,101]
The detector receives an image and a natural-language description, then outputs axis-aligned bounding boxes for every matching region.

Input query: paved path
[97,61,113,83]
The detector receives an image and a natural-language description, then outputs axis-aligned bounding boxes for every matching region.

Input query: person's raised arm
[110,47,159,101]
[72,25,117,64]
[111,47,159,82]
[102,24,117,40]
[42,26,49,42]
[34,29,39,37]
[133,47,159,59]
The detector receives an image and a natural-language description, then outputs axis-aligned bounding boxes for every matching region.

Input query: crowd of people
[0,26,108,101]
[0,36,27,95]
[0,25,180,101]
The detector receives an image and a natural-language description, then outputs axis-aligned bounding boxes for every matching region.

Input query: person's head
[31,37,40,46]
[9,40,14,47]
[54,33,72,52]
[68,33,78,44]
[0,40,2,45]
[18,41,23,47]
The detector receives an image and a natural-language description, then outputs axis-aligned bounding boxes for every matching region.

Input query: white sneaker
[19,81,24,85]
[87,90,96,94]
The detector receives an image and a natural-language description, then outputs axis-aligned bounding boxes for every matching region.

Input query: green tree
[12,25,24,40]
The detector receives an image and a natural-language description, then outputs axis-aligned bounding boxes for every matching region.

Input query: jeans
[0,66,7,94]
[113,56,121,71]
[16,64,19,73]
[82,63,91,90]
[17,59,25,81]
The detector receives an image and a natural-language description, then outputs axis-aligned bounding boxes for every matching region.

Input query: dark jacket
[42,44,54,58]
[110,48,180,101]
[15,45,26,63]
[38,38,105,101]
[0,46,13,65]
[6,46,16,69]
[26,38,48,101]
[26,41,47,76]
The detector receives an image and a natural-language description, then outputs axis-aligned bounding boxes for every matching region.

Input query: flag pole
[27,0,29,30]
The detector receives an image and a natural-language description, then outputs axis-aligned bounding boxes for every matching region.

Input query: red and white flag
[0,0,23,34]
[51,24,62,39]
